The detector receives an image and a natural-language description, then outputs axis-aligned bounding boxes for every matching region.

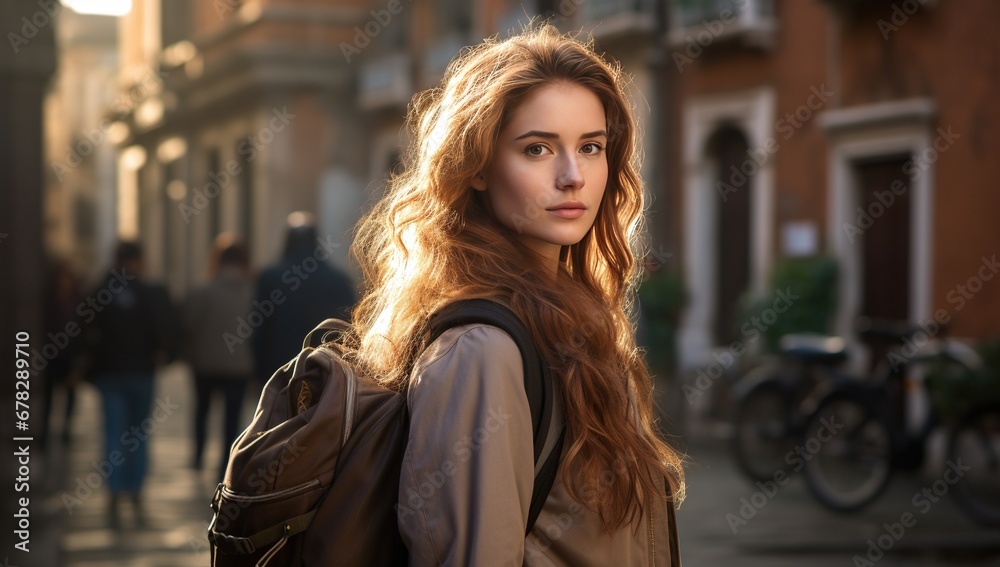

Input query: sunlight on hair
[344,24,685,530]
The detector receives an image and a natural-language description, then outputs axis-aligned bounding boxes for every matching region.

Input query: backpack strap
[528,382,564,534]
[427,298,565,535]
[665,477,681,566]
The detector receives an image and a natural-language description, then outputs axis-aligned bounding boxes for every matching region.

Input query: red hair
[344,24,684,531]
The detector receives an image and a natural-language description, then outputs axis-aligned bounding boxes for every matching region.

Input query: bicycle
[730,333,850,483]
[799,320,1000,525]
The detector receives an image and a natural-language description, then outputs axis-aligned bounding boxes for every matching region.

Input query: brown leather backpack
[208,299,564,566]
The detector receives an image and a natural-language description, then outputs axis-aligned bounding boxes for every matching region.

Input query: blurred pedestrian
[252,212,357,383]
[79,240,176,528]
[181,234,254,479]
[39,258,83,448]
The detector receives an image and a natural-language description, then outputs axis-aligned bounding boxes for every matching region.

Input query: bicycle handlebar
[855,317,950,342]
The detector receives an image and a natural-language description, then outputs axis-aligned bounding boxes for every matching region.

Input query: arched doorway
[708,125,752,344]
[678,88,775,372]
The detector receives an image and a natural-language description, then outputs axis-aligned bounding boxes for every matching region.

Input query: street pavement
[29,364,220,567]
[18,365,1000,566]
[677,434,1000,566]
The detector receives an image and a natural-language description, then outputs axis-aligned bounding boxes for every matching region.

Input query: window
[206,149,221,241]
[668,0,777,49]
[434,0,472,34]
[588,0,658,22]
[236,139,254,261]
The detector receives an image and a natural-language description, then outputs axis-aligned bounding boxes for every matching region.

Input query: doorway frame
[819,98,936,354]
[678,87,776,371]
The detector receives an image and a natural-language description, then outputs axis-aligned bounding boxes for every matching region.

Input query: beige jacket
[399,323,680,566]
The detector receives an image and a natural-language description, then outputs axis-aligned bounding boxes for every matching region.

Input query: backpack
[208,299,565,566]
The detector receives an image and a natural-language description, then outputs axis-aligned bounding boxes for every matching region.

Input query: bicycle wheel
[803,395,893,511]
[948,404,1000,526]
[733,384,794,483]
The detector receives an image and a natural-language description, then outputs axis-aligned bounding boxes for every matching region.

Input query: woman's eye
[581,142,603,155]
[526,144,548,156]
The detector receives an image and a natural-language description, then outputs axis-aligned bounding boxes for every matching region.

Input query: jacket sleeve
[399,325,535,567]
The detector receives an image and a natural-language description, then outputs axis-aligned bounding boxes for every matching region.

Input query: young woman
[344,25,685,565]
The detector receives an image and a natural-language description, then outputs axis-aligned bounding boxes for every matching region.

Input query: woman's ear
[470,172,487,192]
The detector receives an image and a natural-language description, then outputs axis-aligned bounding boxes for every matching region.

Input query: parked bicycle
[731,332,850,483]
[799,320,1000,526]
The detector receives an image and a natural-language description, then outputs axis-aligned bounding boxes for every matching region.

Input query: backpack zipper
[220,478,321,503]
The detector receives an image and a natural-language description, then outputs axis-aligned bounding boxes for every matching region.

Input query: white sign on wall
[782,221,818,257]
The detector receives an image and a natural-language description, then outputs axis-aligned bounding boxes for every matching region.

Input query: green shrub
[638,274,688,374]
[735,256,839,352]
[927,336,1000,419]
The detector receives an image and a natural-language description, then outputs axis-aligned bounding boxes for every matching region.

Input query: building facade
[43,7,120,281]
[74,0,999,371]
[669,0,1000,371]
[106,0,665,298]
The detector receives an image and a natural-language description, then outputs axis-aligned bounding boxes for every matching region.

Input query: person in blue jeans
[80,241,176,528]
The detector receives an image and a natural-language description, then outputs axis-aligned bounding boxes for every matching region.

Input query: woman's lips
[546,207,586,219]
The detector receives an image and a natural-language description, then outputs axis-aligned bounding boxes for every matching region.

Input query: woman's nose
[556,155,584,190]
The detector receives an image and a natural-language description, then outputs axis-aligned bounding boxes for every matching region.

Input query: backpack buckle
[207,491,258,556]
[208,516,256,555]
[214,532,256,555]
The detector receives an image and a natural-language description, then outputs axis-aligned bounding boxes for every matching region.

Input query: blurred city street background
[2,0,1000,565]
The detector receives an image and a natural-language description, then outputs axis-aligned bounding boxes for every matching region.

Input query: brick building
[669,0,1000,370]
[107,0,664,297]
[73,0,999,368]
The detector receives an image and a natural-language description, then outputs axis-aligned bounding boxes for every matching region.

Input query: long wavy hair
[343,25,684,531]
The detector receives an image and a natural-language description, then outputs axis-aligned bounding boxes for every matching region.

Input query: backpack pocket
[209,478,324,567]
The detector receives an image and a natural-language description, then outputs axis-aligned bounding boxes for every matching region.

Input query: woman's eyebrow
[513,129,608,141]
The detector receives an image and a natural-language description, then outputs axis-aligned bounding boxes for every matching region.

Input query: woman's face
[473,80,609,267]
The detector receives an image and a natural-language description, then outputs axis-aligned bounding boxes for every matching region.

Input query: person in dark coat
[80,241,176,528]
[39,258,83,447]
[252,212,358,384]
